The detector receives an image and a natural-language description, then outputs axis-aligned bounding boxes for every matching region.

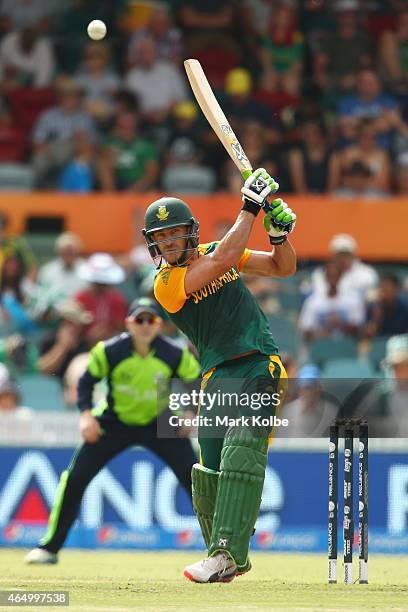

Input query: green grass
[1,549,408,611]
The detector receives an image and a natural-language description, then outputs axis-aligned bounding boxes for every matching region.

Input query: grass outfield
[1,550,408,611]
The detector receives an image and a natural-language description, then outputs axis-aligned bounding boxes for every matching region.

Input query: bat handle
[241,170,252,180]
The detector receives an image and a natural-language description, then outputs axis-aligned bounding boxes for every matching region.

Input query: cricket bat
[184,59,253,181]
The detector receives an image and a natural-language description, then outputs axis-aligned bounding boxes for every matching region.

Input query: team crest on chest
[156,206,170,221]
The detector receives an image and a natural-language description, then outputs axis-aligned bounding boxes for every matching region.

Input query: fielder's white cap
[79,253,125,285]
[330,234,357,254]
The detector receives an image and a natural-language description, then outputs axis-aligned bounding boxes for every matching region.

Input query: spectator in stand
[114,89,139,115]
[334,160,385,198]
[311,234,378,301]
[166,101,202,155]
[376,334,408,436]
[242,0,276,35]
[337,69,397,149]
[222,68,282,144]
[179,0,237,55]
[59,133,95,193]
[38,299,93,383]
[379,7,408,91]
[98,110,158,192]
[125,37,187,125]
[75,253,127,345]
[37,232,87,302]
[0,0,50,33]
[386,107,408,158]
[162,138,216,194]
[364,274,408,338]
[313,0,372,95]
[259,0,304,97]
[299,261,365,341]
[224,120,288,193]
[75,42,121,123]
[0,25,55,90]
[334,118,391,194]
[54,0,111,73]
[278,364,338,437]
[396,152,408,193]
[0,255,36,335]
[127,5,183,67]
[31,76,96,188]
[0,212,36,280]
[289,120,337,193]
[0,378,29,413]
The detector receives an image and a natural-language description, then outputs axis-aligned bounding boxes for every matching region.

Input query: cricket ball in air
[87,20,107,41]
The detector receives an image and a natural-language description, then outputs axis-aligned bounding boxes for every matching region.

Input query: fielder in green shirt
[25,297,200,565]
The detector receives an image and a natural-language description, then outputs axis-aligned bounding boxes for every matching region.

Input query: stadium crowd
[0,0,406,433]
[0,0,406,194]
[0,209,406,428]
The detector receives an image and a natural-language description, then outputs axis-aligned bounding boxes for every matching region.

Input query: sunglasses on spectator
[132,315,158,325]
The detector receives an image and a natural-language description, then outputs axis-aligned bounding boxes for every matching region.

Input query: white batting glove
[241,168,279,207]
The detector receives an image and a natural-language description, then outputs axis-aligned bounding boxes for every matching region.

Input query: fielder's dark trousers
[39,416,196,553]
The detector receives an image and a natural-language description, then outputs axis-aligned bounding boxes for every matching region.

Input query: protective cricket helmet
[142,197,199,266]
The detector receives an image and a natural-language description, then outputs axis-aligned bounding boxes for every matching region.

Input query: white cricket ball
[87,20,107,41]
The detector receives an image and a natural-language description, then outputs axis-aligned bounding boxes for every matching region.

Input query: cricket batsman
[142,168,297,582]
[25,297,200,564]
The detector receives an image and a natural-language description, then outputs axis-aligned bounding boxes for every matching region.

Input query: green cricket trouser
[197,352,287,471]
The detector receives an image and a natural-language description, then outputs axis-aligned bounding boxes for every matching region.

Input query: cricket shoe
[25,548,58,564]
[184,552,237,583]
[235,558,252,578]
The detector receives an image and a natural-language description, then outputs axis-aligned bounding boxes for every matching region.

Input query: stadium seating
[308,337,358,366]
[8,88,55,133]
[267,315,300,354]
[367,337,388,370]
[278,291,303,315]
[0,164,34,191]
[322,358,377,379]
[18,375,64,411]
[194,48,239,88]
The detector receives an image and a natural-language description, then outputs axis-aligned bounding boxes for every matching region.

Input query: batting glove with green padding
[241,168,279,216]
[263,198,296,245]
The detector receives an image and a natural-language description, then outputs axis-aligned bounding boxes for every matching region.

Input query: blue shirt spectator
[337,69,397,149]
[59,161,93,193]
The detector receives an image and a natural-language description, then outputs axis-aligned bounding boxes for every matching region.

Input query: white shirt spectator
[281,396,338,437]
[76,69,121,112]
[32,106,96,144]
[0,30,54,86]
[125,60,187,113]
[311,260,378,301]
[38,258,88,300]
[127,27,183,65]
[0,0,49,29]
[299,291,365,337]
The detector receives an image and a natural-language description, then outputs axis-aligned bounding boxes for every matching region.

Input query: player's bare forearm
[242,239,297,278]
[270,239,297,277]
[212,210,255,271]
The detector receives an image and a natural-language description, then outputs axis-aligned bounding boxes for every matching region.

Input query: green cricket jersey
[154,242,279,374]
[103,136,158,186]
[77,332,200,426]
